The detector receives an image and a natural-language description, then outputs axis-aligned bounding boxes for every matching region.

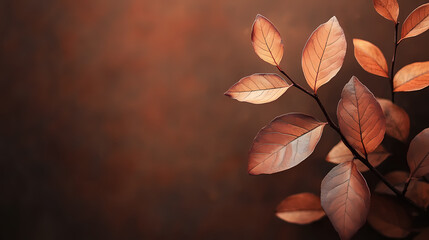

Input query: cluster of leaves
[225,1,429,239]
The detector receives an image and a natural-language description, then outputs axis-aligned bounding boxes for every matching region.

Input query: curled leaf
[393,61,429,92]
[321,161,371,240]
[302,16,346,92]
[372,0,399,23]
[251,14,284,66]
[248,113,327,175]
[367,194,412,238]
[276,192,325,224]
[377,98,410,142]
[353,39,388,78]
[326,141,390,172]
[400,3,429,42]
[224,74,291,104]
[407,128,429,178]
[337,76,386,155]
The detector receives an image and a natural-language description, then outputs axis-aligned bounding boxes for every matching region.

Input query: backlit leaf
[302,16,346,92]
[393,61,429,92]
[353,39,388,78]
[400,3,429,42]
[224,74,291,104]
[372,0,399,23]
[248,113,327,175]
[337,76,386,155]
[367,194,412,238]
[276,192,325,224]
[251,14,283,66]
[377,98,410,142]
[321,161,370,240]
[326,141,390,172]
[407,128,429,178]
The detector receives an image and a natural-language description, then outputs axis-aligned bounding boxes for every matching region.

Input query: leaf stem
[389,22,399,102]
[276,65,426,213]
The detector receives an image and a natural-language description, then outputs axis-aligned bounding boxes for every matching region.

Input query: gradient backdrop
[1,0,429,239]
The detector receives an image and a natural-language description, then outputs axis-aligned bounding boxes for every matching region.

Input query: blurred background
[1,0,428,239]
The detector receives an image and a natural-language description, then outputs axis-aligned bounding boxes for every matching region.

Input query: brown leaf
[321,161,370,240]
[375,171,408,195]
[337,76,386,155]
[415,227,429,240]
[372,0,399,23]
[367,194,412,238]
[276,192,325,224]
[251,14,283,66]
[406,180,429,209]
[407,128,429,178]
[377,98,410,142]
[400,3,429,42]
[393,61,429,92]
[302,16,346,93]
[353,39,388,78]
[248,113,327,175]
[326,141,390,172]
[224,74,291,104]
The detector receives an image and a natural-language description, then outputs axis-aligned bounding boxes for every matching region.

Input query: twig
[389,22,399,102]
[276,65,426,213]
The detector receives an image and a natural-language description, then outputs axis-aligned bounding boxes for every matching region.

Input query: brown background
[1,0,428,239]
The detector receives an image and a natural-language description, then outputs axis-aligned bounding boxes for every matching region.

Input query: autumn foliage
[225,0,429,239]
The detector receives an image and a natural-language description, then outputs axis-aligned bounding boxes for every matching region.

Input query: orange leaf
[372,0,399,23]
[321,161,370,240]
[276,192,325,224]
[367,194,412,238]
[393,61,429,92]
[337,76,386,155]
[251,14,283,66]
[353,39,388,78]
[248,113,326,175]
[302,16,346,92]
[377,98,410,142]
[400,3,429,42]
[407,128,429,178]
[326,141,390,172]
[224,74,291,104]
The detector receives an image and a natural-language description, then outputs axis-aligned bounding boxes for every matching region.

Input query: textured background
[1,0,428,239]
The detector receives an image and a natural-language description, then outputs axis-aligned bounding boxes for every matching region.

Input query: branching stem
[276,65,426,213]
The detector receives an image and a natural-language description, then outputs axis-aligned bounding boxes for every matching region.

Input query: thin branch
[276,66,426,213]
[389,22,399,102]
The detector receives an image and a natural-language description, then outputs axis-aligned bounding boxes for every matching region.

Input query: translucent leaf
[276,192,325,224]
[367,194,412,238]
[251,14,283,66]
[321,161,370,240]
[302,16,346,92]
[353,39,388,78]
[400,3,429,42]
[393,61,429,92]
[377,98,410,142]
[407,128,429,178]
[224,74,291,104]
[326,141,390,172]
[248,113,327,175]
[372,0,399,23]
[337,76,386,155]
